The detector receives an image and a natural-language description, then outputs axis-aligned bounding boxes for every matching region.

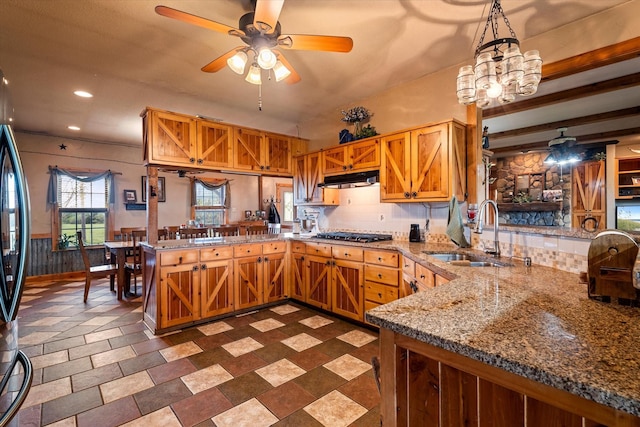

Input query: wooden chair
[124,229,146,296]
[267,223,281,234]
[211,225,239,237]
[164,226,179,239]
[157,229,168,240]
[179,227,209,239]
[77,231,117,303]
[246,225,268,235]
[120,227,146,261]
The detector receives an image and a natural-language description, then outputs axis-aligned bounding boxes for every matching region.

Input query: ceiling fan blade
[202,47,245,73]
[155,5,243,36]
[253,0,285,33]
[274,51,301,84]
[278,34,353,52]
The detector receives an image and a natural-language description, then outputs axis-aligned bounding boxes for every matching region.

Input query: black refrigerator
[0,69,33,426]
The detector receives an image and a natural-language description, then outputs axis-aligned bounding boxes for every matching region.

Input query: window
[276,183,295,224]
[48,167,114,248]
[192,179,228,225]
[58,174,109,245]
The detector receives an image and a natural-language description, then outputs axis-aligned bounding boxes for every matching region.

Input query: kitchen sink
[425,252,511,268]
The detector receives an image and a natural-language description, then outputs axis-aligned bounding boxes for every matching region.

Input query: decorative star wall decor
[59,144,67,150]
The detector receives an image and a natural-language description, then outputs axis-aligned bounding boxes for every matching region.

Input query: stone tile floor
[14,278,381,426]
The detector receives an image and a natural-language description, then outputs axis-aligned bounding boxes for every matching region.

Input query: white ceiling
[0,0,636,149]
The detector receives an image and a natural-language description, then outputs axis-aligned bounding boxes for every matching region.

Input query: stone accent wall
[490,153,571,226]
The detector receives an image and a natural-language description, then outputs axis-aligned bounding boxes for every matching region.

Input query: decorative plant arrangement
[513,191,532,204]
[339,106,378,142]
[58,233,76,250]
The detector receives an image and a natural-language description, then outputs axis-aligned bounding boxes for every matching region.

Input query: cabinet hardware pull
[201,264,207,270]
[179,256,183,263]
[412,191,418,198]
[264,257,269,262]
[404,192,410,198]
[378,257,382,262]
[343,166,347,170]
[266,165,271,170]
[420,274,425,279]
[258,257,262,263]
[378,293,382,298]
[260,165,265,170]
[197,159,203,164]
[192,265,199,271]
[378,274,382,279]
[189,158,195,163]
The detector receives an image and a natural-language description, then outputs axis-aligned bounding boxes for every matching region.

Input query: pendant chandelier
[457,0,542,108]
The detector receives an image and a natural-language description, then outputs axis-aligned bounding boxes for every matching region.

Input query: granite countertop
[141,232,640,416]
[366,244,640,417]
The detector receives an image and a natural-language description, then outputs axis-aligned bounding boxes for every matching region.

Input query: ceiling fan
[155,0,353,84]
[545,127,581,164]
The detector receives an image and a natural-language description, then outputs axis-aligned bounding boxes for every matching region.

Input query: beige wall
[16,131,287,235]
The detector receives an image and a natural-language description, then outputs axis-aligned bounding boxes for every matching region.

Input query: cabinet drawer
[415,263,436,288]
[160,250,199,266]
[365,281,399,304]
[332,245,364,261]
[200,246,233,261]
[365,300,381,313]
[365,250,399,267]
[263,241,287,254]
[234,244,263,258]
[402,256,415,276]
[365,265,399,286]
[291,241,306,253]
[306,242,332,257]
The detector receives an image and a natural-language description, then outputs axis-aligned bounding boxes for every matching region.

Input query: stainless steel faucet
[473,199,500,257]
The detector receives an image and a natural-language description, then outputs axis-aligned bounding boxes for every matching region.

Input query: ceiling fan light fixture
[227,51,248,74]
[257,47,277,70]
[272,60,291,81]
[456,0,542,108]
[245,62,262,85]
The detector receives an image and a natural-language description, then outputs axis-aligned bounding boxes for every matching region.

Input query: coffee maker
[409,224,421,242]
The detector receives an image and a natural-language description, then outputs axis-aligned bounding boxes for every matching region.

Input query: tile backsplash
[317,185,588,274]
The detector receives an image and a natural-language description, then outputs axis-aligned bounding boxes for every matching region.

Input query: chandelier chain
[475,0,519,56]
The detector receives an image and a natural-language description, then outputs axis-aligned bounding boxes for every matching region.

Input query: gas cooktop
[315,232,393,243]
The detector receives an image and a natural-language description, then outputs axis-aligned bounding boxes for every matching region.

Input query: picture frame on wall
[123,190,137,204]
[141,176,166,202]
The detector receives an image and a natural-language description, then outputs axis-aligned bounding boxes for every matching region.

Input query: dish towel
[446,196,470,248]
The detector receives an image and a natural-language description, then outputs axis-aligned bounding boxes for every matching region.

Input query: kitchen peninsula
[140,232,640,426]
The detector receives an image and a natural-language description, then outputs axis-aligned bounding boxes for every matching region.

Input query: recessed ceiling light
[68,125,80,131]
[73,90,93,98]
[2,77,8,85]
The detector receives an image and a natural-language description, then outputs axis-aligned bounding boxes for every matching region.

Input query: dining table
[103,240,135,301]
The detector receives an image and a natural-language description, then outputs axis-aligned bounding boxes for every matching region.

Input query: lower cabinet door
[234,256,264,310]
[200,259,234,318]
[306,255,331,310]
[159,264,200,329]
[290,253,306,300]
[264,252,287,303]
[332,259,364,321]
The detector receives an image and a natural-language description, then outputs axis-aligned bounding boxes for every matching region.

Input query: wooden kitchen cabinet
[290,241,306,301]
[322,137,380,175]
[197,120,234,169]
[380,328,633,427]
[157,250,200,330]
[143,107,305,176]
[263,241,288,303]
[331,246,365,322]
[380,120,466,202]
[401,255,450,295]
[616,157,640,199]
[572,160,605,231]
[199,246,235,318]
[293,152,339,206]
[364,249,400,322]
[143,109,197,168]
[234,242,288,310]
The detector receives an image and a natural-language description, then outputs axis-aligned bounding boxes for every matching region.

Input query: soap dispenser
[409,224,421,242]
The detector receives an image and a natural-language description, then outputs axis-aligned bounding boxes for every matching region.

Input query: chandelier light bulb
[272,60,291,82]
[227,51,248,74]
[486,81,503,98]
[245,63,262,85]
[257,48,277,70]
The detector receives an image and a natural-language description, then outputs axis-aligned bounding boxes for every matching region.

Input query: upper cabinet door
[197,121,234,169]
[264,133,292,174]
[234,127,264,171]
[145,110,197,167]
[322,145,349,175]
[380,132,412,201]
[411,123,449,200]
[350,138,380,171]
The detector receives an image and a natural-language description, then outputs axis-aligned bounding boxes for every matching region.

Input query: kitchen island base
[379,328,640,427]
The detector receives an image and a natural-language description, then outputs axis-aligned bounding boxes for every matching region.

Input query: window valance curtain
[47,166,115,205]
[191,178,230,208]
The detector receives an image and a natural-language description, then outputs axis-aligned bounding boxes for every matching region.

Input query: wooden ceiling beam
[483,72,640,118]
[491,128,640,155]
[488,106,640,140]
[541,36,640,82]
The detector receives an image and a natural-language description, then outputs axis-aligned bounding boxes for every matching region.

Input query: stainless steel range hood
[317,170,379,189]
